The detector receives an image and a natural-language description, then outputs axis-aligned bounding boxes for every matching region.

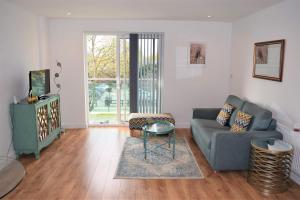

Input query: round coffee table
[248,138,293,195]
[142,121,175,160]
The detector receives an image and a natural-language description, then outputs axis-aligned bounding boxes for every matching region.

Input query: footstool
[128,113,175,137]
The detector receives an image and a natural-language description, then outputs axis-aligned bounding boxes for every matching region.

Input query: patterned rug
[114,137,203,179]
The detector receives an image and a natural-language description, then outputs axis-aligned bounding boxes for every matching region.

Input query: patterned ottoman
[129,113,175,137]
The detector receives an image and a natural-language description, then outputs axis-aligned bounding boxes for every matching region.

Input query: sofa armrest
[210,130,283,170]
[192,108,221,120]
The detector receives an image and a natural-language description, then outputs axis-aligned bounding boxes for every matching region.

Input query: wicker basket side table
[248,138,293,195]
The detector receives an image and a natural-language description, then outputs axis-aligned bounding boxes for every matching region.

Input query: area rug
[114,137,203,179]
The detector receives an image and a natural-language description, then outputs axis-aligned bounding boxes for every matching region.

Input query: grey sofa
[191,95,283,171]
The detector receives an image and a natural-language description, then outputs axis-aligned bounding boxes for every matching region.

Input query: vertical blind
[137,33,163,113]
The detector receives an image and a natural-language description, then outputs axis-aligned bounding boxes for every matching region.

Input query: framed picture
[253,40,285,82]
[190,43,206,65]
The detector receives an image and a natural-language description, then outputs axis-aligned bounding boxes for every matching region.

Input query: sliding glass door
[86,34,130,125]
[85,32,163,125]
[119,36,130,122]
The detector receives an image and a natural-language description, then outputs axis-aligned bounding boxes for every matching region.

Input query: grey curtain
[129,33,163,114]
[129,34,138,113]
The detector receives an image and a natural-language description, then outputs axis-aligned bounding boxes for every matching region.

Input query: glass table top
[251,138,293,152]
[142,121,175,135]
[0,158,25,198]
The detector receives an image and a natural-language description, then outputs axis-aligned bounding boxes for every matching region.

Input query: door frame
[83,32,129,126]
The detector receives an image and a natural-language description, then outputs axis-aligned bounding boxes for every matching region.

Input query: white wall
[37,16,50,67]
[48,19,232,128]
[0,0,40,157]
[231,0,300,184]
[230,0,300,128]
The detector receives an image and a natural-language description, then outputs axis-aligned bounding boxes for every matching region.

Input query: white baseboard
[175,122,190,128]
[291,171,300,186]
[8,151,16,159]
[62,123,87,129]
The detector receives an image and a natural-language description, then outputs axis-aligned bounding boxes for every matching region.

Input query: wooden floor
[5,127,300,200]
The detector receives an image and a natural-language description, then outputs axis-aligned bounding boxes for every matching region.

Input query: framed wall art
[253,39,285,82]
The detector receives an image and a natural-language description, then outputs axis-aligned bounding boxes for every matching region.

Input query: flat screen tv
[29,69,50,98]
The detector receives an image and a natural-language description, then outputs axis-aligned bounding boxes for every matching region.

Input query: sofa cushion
[192,119,231,129]
[230,111,252,132]
[241,101,272,131]
[216,103,234,126]
[268,119,277,131]
[225,95,245,126]
[191,119,230,148]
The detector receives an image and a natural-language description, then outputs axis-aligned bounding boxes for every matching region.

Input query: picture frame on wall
[253,39,285,82]
[189,43,206,65]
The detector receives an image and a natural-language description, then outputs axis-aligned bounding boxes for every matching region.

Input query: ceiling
[8,0,284,21]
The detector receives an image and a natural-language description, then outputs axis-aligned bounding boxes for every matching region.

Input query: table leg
[172,130,176,159]
[144,131,147,160]
[168,132,171,148]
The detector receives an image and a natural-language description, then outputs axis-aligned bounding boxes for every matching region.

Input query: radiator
[277,122,300,185]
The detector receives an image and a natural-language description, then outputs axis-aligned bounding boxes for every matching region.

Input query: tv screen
[29,69,50,97]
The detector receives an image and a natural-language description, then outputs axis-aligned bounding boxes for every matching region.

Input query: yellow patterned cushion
[230,111,252,133]
[216,103,234,126]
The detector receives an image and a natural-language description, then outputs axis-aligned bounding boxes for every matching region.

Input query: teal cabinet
[10,95,61,159]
